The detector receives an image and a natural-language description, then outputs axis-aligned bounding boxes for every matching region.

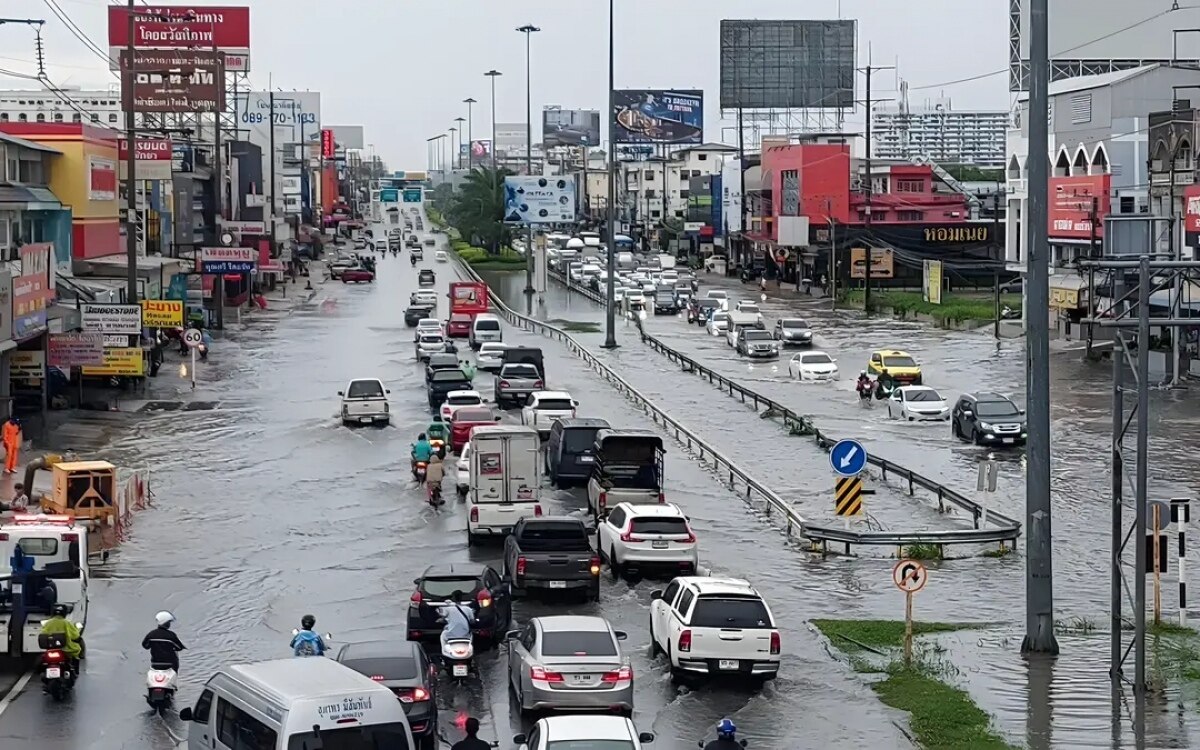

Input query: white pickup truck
[520,390,578,438]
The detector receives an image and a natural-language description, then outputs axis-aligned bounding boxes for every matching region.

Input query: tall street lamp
[517,23,541,313]
[454,117,466,169]
[464,98,477,171]
[485,70,503,180]
[449,126,458,177]
[603,0,618,349]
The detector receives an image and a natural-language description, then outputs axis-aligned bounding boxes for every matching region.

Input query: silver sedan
[507,615,633,716]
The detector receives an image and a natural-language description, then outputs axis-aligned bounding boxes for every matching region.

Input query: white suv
[649,576,780,683]
[597,502,697,579]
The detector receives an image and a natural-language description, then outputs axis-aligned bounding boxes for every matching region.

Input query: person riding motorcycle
[703,718,745,750]
[856,371,873,399]
[437,591,474,650]
[142,611,186,672]
[412,433,434,475]
[40,603,82,666]
[425,454,446,500]
[426,417,449,447]
[410,253,417,266]
[290,614,328,657]
[875,368,897,399]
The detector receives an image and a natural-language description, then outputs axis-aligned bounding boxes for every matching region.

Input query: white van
[469,314,503,350]
[467,425,542,544]
[179,657,413,749]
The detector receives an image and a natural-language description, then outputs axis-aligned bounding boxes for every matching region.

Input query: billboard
[495,123,529,151]
[81,303,143,335]
[1048,174,1111,239]
[612,90,703,144]
[88,156,117,201]
[1011,2,1200,90]
[107,5,251,72]
[82,348,145,377]
[470,140,493,158]
[49,333,105,368]
[720,19,856,110]
[321,128,335,158]
[119,50,226,113]
[14,243,52,339]
[330,125,364,151]
[119,137,173,181]
[542,107,601,148]
[200,246,256,273]
[504,176,577,224]
[850,247,894,279]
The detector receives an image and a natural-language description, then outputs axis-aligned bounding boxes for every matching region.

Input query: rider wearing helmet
[290,614,328,657]
[40,602,83,664]
[703,719,744,750]
[142,611,186,672]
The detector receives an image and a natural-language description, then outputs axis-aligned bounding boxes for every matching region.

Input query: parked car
[774,318,813,347]
[597,502,697,579]
[951,391,1027,446]
[520,390,578,437]
[406,562,513,646]
[888,386,951,422]
[336,641,439,750]
[513,716,655,750]
[341,266,375,283]
[787,351,839,381]
[476,342,509,372]
[506,616,633,716]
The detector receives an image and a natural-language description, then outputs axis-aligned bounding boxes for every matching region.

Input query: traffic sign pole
[190,347,196,390]
[183,328,203,391]
[892,559,928,666]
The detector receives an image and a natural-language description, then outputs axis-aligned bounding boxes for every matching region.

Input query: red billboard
[321,128,335,158]
[1048,174,1111,240]
[107,6,250,71]
[118,137,173,180]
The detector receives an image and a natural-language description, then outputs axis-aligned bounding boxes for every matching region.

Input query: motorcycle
[1001,305,1020,320]
[38,632,78,702]
[441,636,475,682]
[413,460,428,481]
[197,343,209,361]
[146,665,178,713]
[428,482,444,507]
[875,381,895,400]
[856,380,874,406]
[698,740,748,749]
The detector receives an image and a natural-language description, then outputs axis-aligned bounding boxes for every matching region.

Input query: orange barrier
[107,468,152,547]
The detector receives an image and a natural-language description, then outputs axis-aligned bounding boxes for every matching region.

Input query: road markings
[0,669,35,719]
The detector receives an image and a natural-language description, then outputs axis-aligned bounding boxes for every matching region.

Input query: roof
[555,417,611,429]
[532,390,573,399]
[0,132,62,154]
[337,640,423,662]
[675,142,738,155]
[1017,65,1160,101]
[0,185,61,208]
[874,349,913,356]
[616,502,685,517]
[675,576,756,596]
[971,392,1015,402]
[535,615,613,633]
[422,562,488,578]
[542,716,637,742]
[226,658,385,702]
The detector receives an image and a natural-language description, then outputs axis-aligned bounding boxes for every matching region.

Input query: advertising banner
[200,247,256,274]
[850,247,894,279]
[470,140,492,158]
[14,244,52,340]
[1049,174,1111,239]
[321,129,335,158]
[280,176,301,194]
[503,176,577,224]
[542,107,601,148]
[107,5,251,70]
[82,347,146,377]
[0,271,13,344]
[10,351,44,382]
[119,50,226,113]
[922,260,943,304]
[88,156,117,201]
[329,125,364,151]
[141,299,184,327]
[118,137,173,181]
[612,90,703,144]
[1186,184,1200,248]
[81,303,143,335]
[49,333,105,368]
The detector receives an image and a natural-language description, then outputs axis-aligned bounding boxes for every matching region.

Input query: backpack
[293,630,323,657]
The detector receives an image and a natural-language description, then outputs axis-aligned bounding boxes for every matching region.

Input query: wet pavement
[0,221,933,750]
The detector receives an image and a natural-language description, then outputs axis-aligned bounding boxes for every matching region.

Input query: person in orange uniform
[2,417,21,474]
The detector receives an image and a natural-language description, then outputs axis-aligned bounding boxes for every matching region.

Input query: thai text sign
[107,6,251,69]
[119,137,173,181]
[10,351,44,382]
[14,243,52,340]
[850,247,895,279]
[82,347,146,377]
[141,299,184,327]
[1049,174,1111,240]
[200,246,256,274]
[120,50,226,113]
[81,303,143,335]
[49,333,106,368]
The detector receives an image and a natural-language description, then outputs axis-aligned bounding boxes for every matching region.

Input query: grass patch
[812,619,980,652]
[903,543,945,561]
[981,545,1014,558]
[453,242,526,268]
[548,319,600,333]
[843,290,1022,323]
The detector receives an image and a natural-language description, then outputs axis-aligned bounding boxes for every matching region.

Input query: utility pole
[454,117,465,170]
[517,24,540,314]
[123,0,138,303]
[859,58,895,315]
[603,0,618,349]
[464,98,476,172]
[484,71,502,253]
[1022,0,1059,656]
[737,107,747,273]
[269,90,278,259]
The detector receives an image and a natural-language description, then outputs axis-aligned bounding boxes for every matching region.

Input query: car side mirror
[514,735,528,746]
[337,391,344,396]
[385,389,391,394]
[639,732,655,743]
[505,629,520,641]
[650,589,664,600]
[1019,408,1026,415]
[613,630,628,640]
[413,578,420,585]
[178,707,194,722]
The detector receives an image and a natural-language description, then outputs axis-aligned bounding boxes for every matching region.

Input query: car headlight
[979,422,994,431]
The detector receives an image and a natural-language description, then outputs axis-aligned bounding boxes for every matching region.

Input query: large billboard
[107,5,251,72]
[542,107,601,148]
[329,125,364,151]
[504,176,577,224]
[612,90,703,144]
[720,20,856,110]
[1010,1,1200,90]
[1048,174,1111,239]
[233,91,321,218]
[119,50,225,113]
[470,140,493,159]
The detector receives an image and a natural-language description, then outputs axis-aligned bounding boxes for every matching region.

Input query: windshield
[480,344,507,354]
[739,304,760,313]
[708,291,727,299]
[743,331,772,341]
[976,400,1021,418]
[475,320,500,331]
[630,517,688,535]
[450,314,471,323]
[541,631,617,657]
[340,657,418,681]
[712,313,728,322]
[689,596,773,629]
[781,319,809,329]
[800,353,834,365]
[562,429,599,453]
[287,723,410,750]
[536,399,574,411]
[502,365,539,378]
[517,522,589,551]
[447,394,479,405]
[453,408,492,423]
[906,389,942,403]
[420,577,480,598]
[347,381,384,399]
[432,370,468,382]
[420,335,444,344]
[882,355,917,368]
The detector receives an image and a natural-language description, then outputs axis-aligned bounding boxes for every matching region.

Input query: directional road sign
[892,559,927,593]
[183,329,204,348]
[835,476,864,517]
[829,438,867,477]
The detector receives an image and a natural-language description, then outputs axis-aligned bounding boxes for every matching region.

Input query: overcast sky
[3,0,1010,168]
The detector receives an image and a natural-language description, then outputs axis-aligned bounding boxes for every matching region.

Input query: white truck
[586,429,666,522]
[467,426,543,544]
[656,253,677,270]
[520,390,579,438]
[0,514,97,656]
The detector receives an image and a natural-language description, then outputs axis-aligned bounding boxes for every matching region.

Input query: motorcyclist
[437,591,474,650]
[412,433,433,474]
[427,418,449,455]
[40,603,82,668]
[703,718,745,750]
[856,371,873,399]
[875,368,896,399]
[426,454,446,499]
[290,614,328,657]
[451,717,491,750]
[142,611,186,672]
[410,253,417,266]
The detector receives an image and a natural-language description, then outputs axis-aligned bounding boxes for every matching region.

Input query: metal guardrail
[543,268,1023,550]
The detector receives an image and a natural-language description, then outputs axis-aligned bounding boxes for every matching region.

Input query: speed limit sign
[183,329,204,348]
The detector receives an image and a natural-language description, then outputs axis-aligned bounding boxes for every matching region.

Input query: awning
[0,132,62,154]
[0,185,62,211]
[77,254,188,278]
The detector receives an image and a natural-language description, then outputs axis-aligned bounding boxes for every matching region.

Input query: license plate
[549,580,566,589]
[359,417,371,423]
[578,455,594,463]
[45,667,61,678]
[1003,438,1014,444]
[652,540,669,549]
[569,674,592,686]
[718,660,739,671]
[452,664,468,677]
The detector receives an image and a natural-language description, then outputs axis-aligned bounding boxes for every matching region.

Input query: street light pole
[485,71,503,253]
[603,0,618,349]
[464,98,477,172]
[454,117,466,169]
[517,24,541,314]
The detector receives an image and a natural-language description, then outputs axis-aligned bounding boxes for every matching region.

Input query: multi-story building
[871,97,1008,167]
[0,87,123,128]
[621,142,736,226]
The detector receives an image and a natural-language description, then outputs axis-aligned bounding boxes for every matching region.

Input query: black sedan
[336,641,438,750]
[407,563,512,647]
[418,269,436,286]
[404,305,434,327]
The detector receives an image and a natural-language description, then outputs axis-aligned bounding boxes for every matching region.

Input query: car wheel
[466,529,475,547]
[667,644,684,683]
[952,419,961,438]
[970,427,981,445]
[609,548,623,580]
[908,416,915,422]
[419,735,436,750]
[649,618,662,656]
[341,278,347,284]
[588,580,601,603]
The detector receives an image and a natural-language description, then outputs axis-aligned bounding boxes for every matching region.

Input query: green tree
[445,166,513,252]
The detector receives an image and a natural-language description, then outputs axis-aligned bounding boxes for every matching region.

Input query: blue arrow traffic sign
[830,439,868,477]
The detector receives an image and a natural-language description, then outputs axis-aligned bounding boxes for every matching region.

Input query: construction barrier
[109,468,153,546]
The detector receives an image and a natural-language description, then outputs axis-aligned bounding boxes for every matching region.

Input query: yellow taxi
[867,349,923,384]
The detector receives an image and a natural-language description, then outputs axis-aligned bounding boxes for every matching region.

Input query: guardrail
[542,267,1023,550]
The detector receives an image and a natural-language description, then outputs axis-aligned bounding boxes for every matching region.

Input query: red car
[341,267,375,283]
[449,407,500,453]
[447,313,473,338]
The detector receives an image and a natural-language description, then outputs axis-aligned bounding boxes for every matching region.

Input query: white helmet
[155,611,175,627]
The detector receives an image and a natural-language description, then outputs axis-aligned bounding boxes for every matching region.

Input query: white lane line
[0,669,35,720]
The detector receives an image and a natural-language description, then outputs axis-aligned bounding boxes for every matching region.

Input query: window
[108,114,118,123]
[71,113,81,123]
[630,516,688,535]
[607,507,626,528]
[346,380,384,398]
[896,211,923,221]
[896,179,923,193]
[192,690,213,722]
[781,169,799,215]
[651,210,660,219]
[90,114,99,123]
[53,113,63,122]
[35,113,45,122]
[217,699,278,750]
[645,189,656,198]
[690,596,773,628]
[698,153,707,160]
[541,631,617,657]
[676,588,695,617]
[16,538,57,556]
[643,170,655,180]
[17,113,26,122]
[0,113,7,122]
[420,577,481,598]
[1119,196,1135,214]
[661,580,682,606]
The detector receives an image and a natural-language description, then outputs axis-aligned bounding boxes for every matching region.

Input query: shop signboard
[49,333,105,368]
[119,50,226,113]
[107,5,251,70]
[1185,184,1200,248]
[612,90,703,144]
[321,128,335,158]
[141,299,185,327]
[503,176,577,224]
[10,351,44,382]
[82,347,146,377]
[119,137,173,181]
[1049,174,1111,240]
[14,244,52,340]
[88,156,117,201]
[200,246,256,274]
[81,303,143,335]
[850,247,894,279]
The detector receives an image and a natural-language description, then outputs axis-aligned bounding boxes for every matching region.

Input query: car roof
[421,562,488,578]
[873,349,912,357]
[479,342,508,350]
[534,615,614,634]
[224,658,385,703]
[347,377,384,384]
[555,417,610,429]
[417,318,440,325]
[616,502,684,517]
[337,640,423,662]
[447,390,481,398]
[899,385,939,394]
[792,350,831,358]
[532,390,572,399]
[673,575,757,595]
[971,391,1014,402]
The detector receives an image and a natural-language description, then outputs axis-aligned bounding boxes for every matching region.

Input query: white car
[476,342,508,371]
[456,442,471,497]
[706,311,730,336]
[735,301,764,324]
[888,385,951,421]
[598,502,698,579]
[704,289,729,310]
[788,351,839,381]
[435,250,448,263]
[520,390,578,437]
[412,289,439,307]
[413,318,442,341]
[612,287,627,304]
[416,333,446,361]
[440,390,483,421]
[649,576,780,682]
[338,378,390,425]
[514,716,656,750]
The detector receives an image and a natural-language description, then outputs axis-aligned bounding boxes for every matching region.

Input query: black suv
[406,563,512,646]
[952,392,1027,446]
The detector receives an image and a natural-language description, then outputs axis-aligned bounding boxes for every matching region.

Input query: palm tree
[446,166,513,252]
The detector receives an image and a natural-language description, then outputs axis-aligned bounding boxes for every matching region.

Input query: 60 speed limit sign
[183,329,204,348]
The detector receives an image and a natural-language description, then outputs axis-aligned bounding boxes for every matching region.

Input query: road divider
[543,267,1022,552]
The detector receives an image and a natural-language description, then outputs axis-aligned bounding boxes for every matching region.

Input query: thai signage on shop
[119,138,173,181]
[49,333,106,368]
[82,347,146,377]
[922,226,990,244]
[141,299,185,327]
[14,244,53,340]
[119,49,227,113]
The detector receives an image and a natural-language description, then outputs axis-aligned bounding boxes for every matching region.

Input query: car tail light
[44,650,64,663]
[678,630,692,652]
[770,632,781,655]
[499,380,510,388]
[658,492,665,503]
[398,687,430,703]
[533,504,543,517]
[476,590,492,608]
[410,591,422,603]
[589,556,601,575]
[530,666,564,683]
[598,492,607,510]
[620,530,635,542]
[516,556,527,577]
[602,665,633,683]
[469,506,479,523]
[534,380,544,388]
[684,529,697,544]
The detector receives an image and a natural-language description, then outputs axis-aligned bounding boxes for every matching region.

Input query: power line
[41,0,118,71]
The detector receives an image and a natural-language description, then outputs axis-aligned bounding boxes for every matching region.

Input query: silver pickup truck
[494,362,543,409]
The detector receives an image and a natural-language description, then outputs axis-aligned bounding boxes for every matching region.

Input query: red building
[851,163,972,223]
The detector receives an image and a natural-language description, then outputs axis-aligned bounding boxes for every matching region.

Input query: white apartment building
[871,96,1007,167]
[622,142,736,224]
[0,87,123,127]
